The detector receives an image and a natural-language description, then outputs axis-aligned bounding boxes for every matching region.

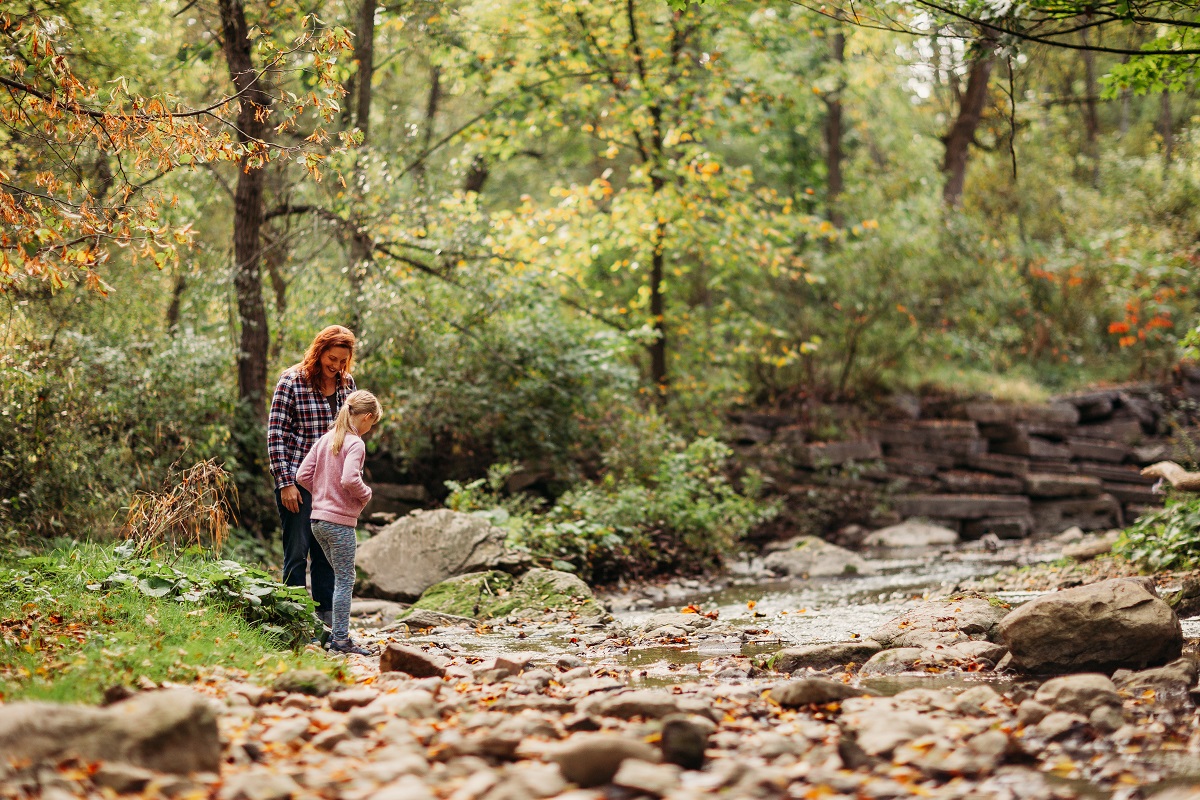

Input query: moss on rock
[406,568,604,621]
[512,568,605,619]
[408,571,515,619]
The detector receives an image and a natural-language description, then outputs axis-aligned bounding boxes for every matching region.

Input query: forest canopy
[3,0,1199,544]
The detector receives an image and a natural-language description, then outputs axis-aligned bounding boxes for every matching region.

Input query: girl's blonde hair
[330,390,382,456]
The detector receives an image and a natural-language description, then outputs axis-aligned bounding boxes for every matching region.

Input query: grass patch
[0,542,340,704]
[907,365,1052,404]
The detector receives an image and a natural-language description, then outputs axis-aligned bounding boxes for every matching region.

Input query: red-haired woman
[267,325,358,633]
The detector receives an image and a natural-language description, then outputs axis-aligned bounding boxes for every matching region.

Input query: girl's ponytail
[329,390,383,455]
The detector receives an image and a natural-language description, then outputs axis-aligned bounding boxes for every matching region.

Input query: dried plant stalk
[122,459,237,556]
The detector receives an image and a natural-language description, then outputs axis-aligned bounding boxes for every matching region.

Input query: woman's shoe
[327,638,374,656]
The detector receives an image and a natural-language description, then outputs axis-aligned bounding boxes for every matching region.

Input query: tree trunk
[1080,27,1100,186]
[649,220,667,392]
[941,44,995,207]
[411,65,441,188]
[218,0,271,421]
[1161,90,1173,173]
[346,0,378,334]
[628,0,670,395]
[354,0,376,136]
[166,267,186,333]
[823,26,846,227]
[264,230,289,361]
[1118,57,1131,136]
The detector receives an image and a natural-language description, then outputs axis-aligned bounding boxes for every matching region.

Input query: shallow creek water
[394,544,1045,690]
[392,542,1200,692]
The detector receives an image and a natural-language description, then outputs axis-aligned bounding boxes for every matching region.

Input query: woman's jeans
[276,486,334,615]
[309,520,357,642]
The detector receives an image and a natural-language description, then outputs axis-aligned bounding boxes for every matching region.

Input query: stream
[387,541,1200,687]
[378,539,1200,704]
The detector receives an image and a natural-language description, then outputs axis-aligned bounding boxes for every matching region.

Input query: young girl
[296,390,382,655]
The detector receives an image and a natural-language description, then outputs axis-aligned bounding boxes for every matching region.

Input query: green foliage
[6,0,1200,562]
[0,330,241,539]
[447,418,777,581]
[0,543,332,703]
[1115,495,1200,572]
[360,287,639,473]
[101,553,318,647]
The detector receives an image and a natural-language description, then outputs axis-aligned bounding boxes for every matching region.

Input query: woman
[267,325,358,632]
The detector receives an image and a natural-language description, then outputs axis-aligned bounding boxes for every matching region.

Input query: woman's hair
[289,325,357,389]
[330,390,382,456]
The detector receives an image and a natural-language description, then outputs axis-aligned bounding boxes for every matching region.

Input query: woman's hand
[280,484,302,513]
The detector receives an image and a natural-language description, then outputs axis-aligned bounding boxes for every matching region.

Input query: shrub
[0,331,239,539]
[357,283,639,478]
[447,421,777,582]
[1115,494,1200,572]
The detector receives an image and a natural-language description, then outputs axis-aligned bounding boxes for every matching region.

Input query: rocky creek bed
[4,532,1200,800]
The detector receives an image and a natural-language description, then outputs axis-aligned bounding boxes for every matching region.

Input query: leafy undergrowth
[446,436,777,583]
[1115,494,1200,572]
[0,543,339,704]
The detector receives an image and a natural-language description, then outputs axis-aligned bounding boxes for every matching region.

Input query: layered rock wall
[734,386,1194,538]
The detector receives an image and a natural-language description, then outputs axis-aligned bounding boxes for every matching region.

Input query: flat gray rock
[863,521,959,548]
[1033,674,1121,715]
[763,536,875,577]
[0,689,220,774]
[547,733,661,788]
[392,608,479,629]
[771,640,883,673]
[583,689,682,719]
[1113,657,1198,711]
[870,596,1009,650]
[380,644,449,678]
[769,678,871,707]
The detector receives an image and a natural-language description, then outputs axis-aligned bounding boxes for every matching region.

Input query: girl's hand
[280,485,301,513]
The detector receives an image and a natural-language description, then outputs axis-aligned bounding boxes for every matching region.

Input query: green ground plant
[0,542,334,703]
[1115,495,1200,572]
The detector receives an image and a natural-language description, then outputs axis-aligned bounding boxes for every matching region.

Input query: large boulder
[406,568,604,621]
[0,690,220,774]
[998,578,1183,673]
[356,509,528,601]
[870,595,1009,650]
[763,536,875,577]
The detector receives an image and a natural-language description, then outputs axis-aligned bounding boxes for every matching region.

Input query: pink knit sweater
[295,431,373,527]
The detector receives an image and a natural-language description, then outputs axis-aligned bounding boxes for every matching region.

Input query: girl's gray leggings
[309,520,357,642]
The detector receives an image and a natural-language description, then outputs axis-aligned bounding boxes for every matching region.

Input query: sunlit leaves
[0,6,351,291]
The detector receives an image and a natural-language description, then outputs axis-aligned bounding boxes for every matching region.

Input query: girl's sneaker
[327,638,375,656]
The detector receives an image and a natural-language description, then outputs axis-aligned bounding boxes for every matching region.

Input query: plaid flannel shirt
[267,369,357,490]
